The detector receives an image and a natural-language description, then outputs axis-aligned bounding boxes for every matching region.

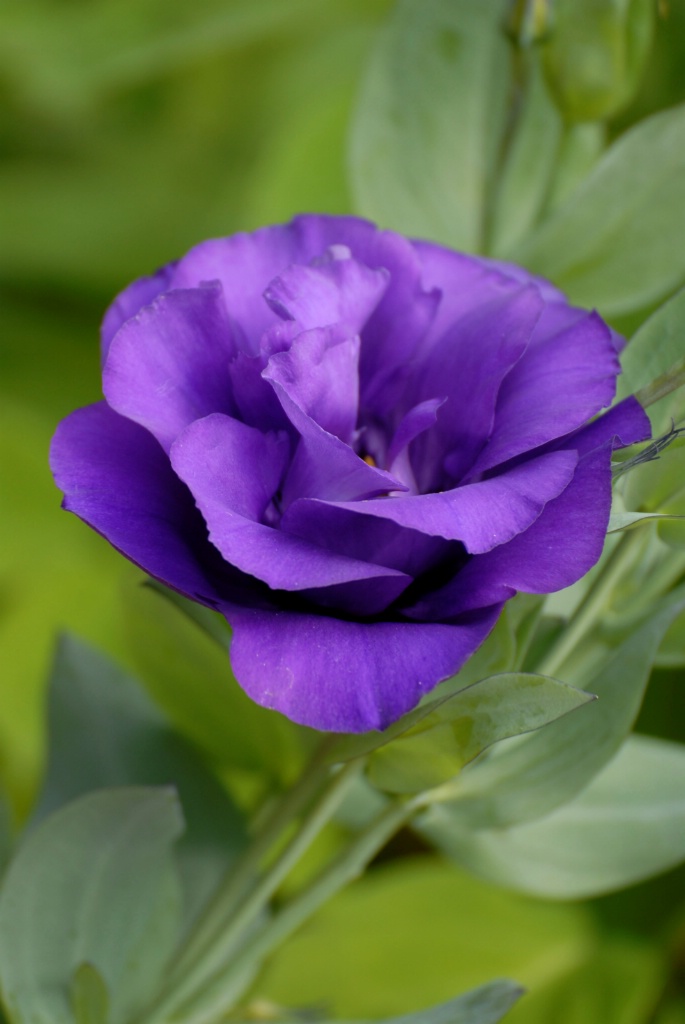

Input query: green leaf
[489,53,563,258]
[71,963,109,1024]
[421,591,685,830]
[349,0,510,252]
[617,284,685,428]
[419,734,685,899]
[0,787,183,1024]
[123,579,314,781]
[512,104,685,315]
[34,635,248,932]
[257,857,592,1018]
[366,674,594,795]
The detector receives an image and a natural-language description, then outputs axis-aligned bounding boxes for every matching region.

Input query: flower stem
[144,752,362,1023]
[536,531,641,678]
[176,796,418,1024]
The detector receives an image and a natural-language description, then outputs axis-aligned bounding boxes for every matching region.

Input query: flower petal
[100,262,176,363]
[49,403,230,606]
[224,603,504,732]
[263,325,361,444]
[412,282,545,488]
[264,247,389,333]
[312,449,578,554]
[103,284,237,453]
[468,309,621,476]
[169,414,411,596]
[409,444,613,619]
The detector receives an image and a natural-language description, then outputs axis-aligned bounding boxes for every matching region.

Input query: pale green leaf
[490,53,563,257]
[366,674,593,794]
[350,0,510,252]
[0,788,183,1024]
[420,735,685,898]
[34,635,247,932]
[421,591,685,829]
[512,104,685,314]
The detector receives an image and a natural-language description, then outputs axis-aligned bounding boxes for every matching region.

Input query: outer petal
[554,396,651,457]
[409,444,613,619]
[308,450,578,554]
[170,414,411,599]
[103,284,237,453]
[412,282,544,488]
[49,403,230,607]
[224,603,504,732]
[468,311,621,476]
[100,262,176,363]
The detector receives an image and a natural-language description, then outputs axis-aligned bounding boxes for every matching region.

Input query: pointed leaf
[512,104,685,314]
[350,0,510,251]
[366,674,594,794]
[0,788,183,1024]
[35,635,248,931]
[421,735,685,898]
[421,590,685,829]
[607,510,685,533]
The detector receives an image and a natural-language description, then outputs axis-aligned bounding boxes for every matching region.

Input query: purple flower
[50,215,650,733]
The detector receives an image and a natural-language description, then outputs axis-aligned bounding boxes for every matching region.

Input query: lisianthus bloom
[50,215,649,733]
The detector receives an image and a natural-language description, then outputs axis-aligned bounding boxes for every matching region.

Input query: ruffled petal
[170,414,410,597]
[263,325,360,444]
[412,281,544,488]
[224,603,503,732]
[103,284,237,453]
[100,262,176,363]
[49,403,229,606]
[264,247,389,333]
[409,444,613,619]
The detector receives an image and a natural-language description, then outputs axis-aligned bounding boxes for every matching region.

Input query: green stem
[178,797,418,1024]
[145,756,362,1023]
[536,531,640,678]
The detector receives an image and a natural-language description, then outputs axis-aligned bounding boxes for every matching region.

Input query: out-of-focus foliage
[4,2,685,1023]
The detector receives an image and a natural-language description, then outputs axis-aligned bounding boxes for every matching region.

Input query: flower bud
[541,0,654,122]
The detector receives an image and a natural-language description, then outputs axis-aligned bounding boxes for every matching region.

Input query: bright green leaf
[422,591,685,830]
[349,0,510,252]
[366,674,594,795]
[512,104,685,315]
[0,788,183,1024]
[34,635,248,931]
[420,734,685,899]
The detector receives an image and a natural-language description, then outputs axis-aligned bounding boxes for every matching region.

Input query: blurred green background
[3,1,685,1021]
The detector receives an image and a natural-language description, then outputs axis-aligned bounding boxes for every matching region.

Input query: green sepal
[365,673,594,795]
[71,964,110,1024]
[541,0,654,123]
